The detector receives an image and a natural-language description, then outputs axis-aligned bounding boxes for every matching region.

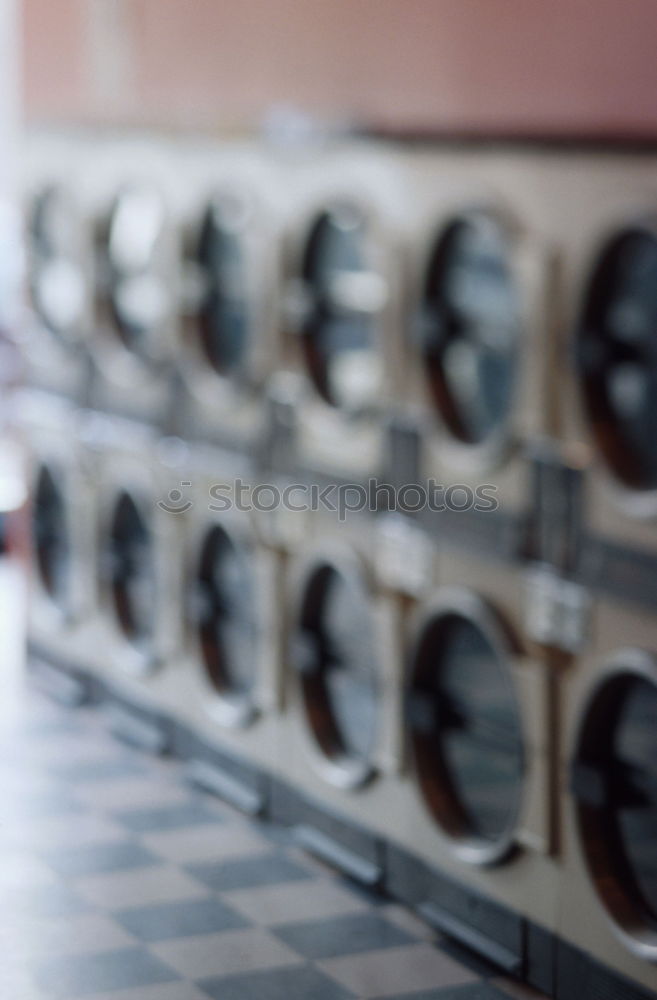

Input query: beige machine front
[399,150,555,521]
[559,594,657,996]
[391,548,559,936]
[22,178,94,401]
[273,505,409,855]
[20,391,98,679]
[278,146,407,480]
[152,444,283,779]
[173,146,283,448]
[81,416,186,715]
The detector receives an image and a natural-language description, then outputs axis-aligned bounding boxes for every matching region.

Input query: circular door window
[408,596,525,864]
[32,464,70,607]
[419,213,521,446]
[105,186,169,357]
[195,199,250,377]
[106,492,155,648]
[193,525,258,719]
[301,206,385,412]
[572,657,657,955]
[294,562,379,786]
[30,186,86,344]
[576,225,657,491]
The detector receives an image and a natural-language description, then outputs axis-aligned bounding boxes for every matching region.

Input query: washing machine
[396,147,558,561]
[90,177,180,428]
[172,144,282,452]
[278,145,407,483]
[25,128,185,428]
[19,390,98,699]
[526,149,657,565]
[558,592,657,1000]
[22,181,94,400]
[145,442,283,814]
[79,412,189,744]
[384,545,560,991]
[270,500,411,886]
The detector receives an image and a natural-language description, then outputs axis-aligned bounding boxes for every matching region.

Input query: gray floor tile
[186,852,313,892]
[274,912,416,959]
[32,946,180,997]
[116,897,250,942]
[112,800,224,833]
[200,964,356,1000]
[42,840,159,877]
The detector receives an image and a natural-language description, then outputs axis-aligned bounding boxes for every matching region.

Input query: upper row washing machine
[22,180,94,401]
[275,145,408,483]
[516,148,657,563]
[171,143,281,453]
[398,150,556,549]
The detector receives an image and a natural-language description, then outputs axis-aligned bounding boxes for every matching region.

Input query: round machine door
[408,597,525,864]
[294,562,379,786]
[192,525,259,717]
[194,198,251,378]
[104,186,170,359]
[576,224,657,491]
[300,206,385,412]
[30,185,87,344]
[32,463,70,607]
[419,213,522,447]
[106,491,155,647]
[572,658,657,955]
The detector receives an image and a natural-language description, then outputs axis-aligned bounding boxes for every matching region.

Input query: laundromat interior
[3,3,657,999]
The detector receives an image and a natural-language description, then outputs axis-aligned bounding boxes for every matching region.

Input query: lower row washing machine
[21,391,96,690]
[384,545,560,987]
[270,503,408,882]
[83,415,185,709]
[151,444,284,813]
[559,592,657,999]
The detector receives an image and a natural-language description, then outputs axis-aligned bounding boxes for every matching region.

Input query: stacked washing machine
[546,156,657,1000]
[19,128,657,1000]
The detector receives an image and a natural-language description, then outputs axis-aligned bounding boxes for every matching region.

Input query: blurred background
[21,0,657,137]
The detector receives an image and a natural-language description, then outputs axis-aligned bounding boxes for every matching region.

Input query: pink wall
[22,0,657,136]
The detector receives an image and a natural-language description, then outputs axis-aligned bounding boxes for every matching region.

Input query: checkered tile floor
[0,591,545,1000]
